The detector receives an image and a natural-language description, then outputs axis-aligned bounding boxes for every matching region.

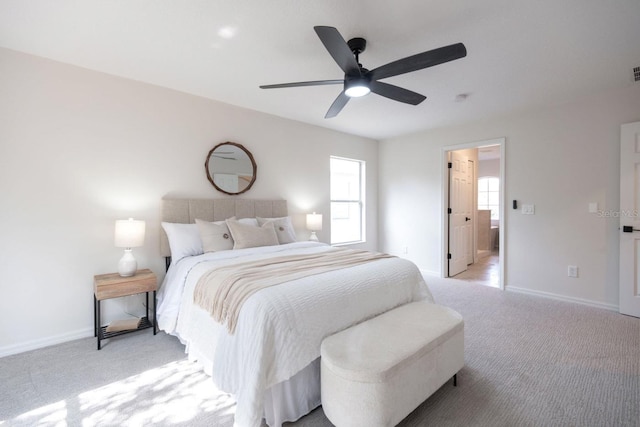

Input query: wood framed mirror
[205,142,257,195]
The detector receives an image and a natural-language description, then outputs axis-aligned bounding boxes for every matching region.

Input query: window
[330,156,365,244]
[478,177,500,220]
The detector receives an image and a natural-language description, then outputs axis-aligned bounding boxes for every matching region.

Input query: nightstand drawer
[94,269,156,300]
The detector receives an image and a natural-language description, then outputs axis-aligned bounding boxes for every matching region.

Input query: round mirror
[205,142,257,195]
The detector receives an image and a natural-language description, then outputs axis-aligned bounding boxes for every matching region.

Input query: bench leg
[453,374,457,387]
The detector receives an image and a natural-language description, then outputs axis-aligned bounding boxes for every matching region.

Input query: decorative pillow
[226,219,279,249]
[257,216,297,244]
[195,218,234,252]
[237,217,259,227]
[161,222,203,262]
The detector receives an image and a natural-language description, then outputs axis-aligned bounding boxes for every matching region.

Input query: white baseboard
[0,327,94,358]
[506,286,619,312]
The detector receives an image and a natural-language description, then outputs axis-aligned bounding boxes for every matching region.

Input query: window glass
[330,157,365,244]
[478,176,500,220]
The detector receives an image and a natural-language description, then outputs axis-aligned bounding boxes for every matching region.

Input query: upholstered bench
[320,301,464,427]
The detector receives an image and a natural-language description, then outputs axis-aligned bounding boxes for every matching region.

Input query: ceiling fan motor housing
[347,37,367,55]
[345,38,369,97]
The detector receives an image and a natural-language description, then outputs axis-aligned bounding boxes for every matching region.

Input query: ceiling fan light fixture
[344,78,370,98]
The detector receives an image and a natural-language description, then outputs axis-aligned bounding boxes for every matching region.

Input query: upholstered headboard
[160,198,288,257]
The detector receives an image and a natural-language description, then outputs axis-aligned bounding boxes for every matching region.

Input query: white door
[619,121,640,317]
[448,151,471,276]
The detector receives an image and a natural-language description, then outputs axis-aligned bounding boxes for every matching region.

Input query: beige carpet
[1,276,638,426]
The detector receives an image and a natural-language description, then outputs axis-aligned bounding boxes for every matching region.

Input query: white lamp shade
[114,218,146,248]
[306,212,323,231]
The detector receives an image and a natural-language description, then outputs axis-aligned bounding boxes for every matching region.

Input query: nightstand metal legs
[94,291,156,350]
[144,291,158,334]
[95,296,102,350]
[153,290,157,334]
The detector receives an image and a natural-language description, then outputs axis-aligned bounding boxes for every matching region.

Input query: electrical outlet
[568,265,578,278]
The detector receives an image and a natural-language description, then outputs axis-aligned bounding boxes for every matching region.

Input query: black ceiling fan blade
[314,26,361,75]
[260,79,344,89]
[369,81,426,105]
[370,43,467,81]
[325,91,350,118]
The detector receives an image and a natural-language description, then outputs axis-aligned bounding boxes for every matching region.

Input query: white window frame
[330,156,366,245]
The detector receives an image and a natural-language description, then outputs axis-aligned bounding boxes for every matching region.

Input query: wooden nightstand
[94,269,157,350]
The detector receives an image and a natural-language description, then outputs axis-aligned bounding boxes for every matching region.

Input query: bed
[156,199,433,427]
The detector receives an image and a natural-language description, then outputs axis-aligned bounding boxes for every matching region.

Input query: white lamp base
[118,249,138,277]
[309,231,319,242]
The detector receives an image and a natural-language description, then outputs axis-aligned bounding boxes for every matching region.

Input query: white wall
[479,158,500,178]
[0,48,378,356]
[379,83,640,309]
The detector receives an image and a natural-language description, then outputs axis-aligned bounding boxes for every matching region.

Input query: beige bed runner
[194,248,393,333]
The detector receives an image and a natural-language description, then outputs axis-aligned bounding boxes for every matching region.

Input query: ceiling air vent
[634,66,640,83]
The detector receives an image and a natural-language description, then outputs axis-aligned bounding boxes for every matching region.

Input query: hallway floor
[453,250,500,288]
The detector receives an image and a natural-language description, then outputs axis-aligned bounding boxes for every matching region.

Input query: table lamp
[114,218,145,277]
[306,212,323,242]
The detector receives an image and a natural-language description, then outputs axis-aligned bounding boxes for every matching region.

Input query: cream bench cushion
[321,301,464,427]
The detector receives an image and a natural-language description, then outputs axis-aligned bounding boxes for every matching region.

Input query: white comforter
[157,242,432,427]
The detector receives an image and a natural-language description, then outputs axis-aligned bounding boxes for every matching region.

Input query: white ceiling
[1,0,639,140]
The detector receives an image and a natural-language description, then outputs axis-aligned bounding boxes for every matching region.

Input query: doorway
[442,138,505,289]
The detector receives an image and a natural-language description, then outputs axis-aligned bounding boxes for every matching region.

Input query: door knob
[465,217,471,221]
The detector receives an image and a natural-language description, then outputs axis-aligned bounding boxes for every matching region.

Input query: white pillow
[257,216,297,244]
[161,222,203,262]
[226,219,279,249]
[237,217,259,227]
[195,218,234,252]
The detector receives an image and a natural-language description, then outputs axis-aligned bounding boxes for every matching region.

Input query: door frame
[619,121,640,317]
[441,137,506,289]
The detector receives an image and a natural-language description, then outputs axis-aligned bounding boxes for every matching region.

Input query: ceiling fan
[260,26,467,118]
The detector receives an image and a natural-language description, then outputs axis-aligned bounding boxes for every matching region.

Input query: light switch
[589,202,598,213]
[522,204,535,215]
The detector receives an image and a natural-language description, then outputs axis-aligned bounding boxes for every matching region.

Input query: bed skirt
[263,358,321,426]
[183,331,321,426]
